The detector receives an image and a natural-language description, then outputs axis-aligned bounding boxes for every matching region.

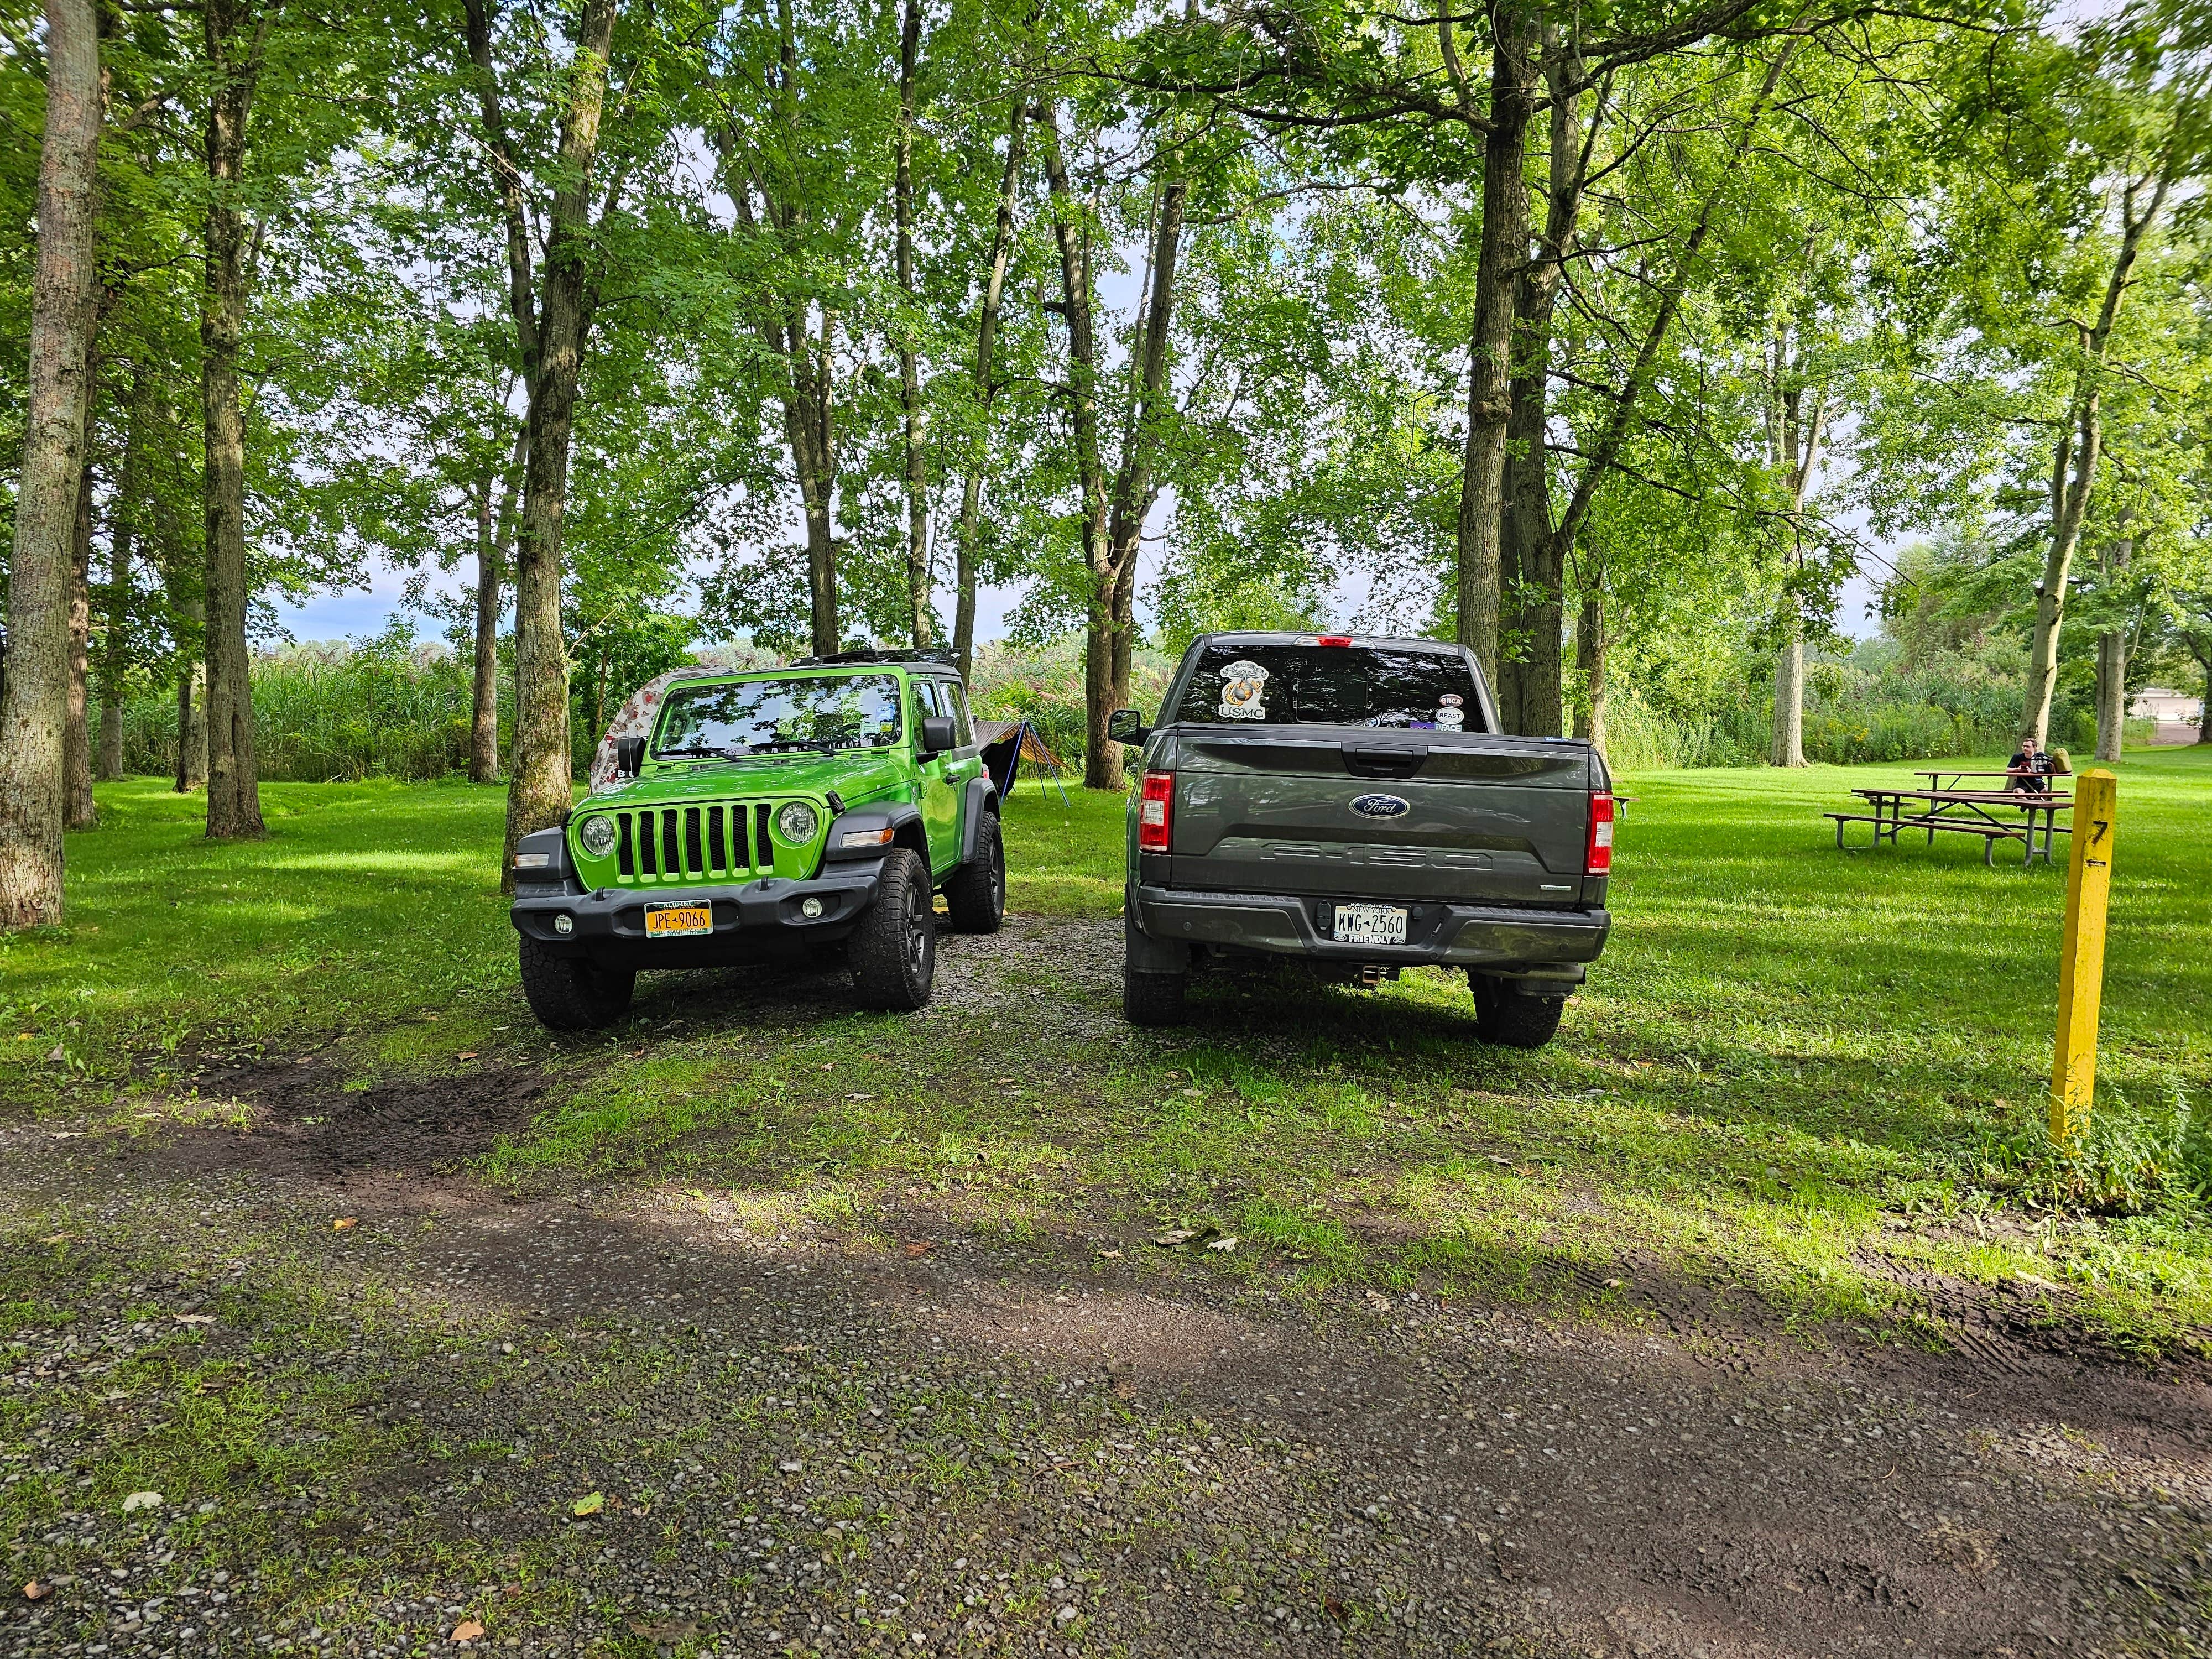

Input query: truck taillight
[1138,771,1175,852]
[1586,791,1614,875]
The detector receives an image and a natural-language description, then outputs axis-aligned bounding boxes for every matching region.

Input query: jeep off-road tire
[1123,964,1189,1027]
[519,935,635,1031]
[942,810,1005,934]
[1469,972,1566,1050]
[851,847,936,1011]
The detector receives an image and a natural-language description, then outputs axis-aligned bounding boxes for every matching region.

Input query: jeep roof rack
[794,647,960,669]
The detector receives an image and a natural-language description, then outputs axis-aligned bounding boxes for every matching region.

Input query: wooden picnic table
[1827,785,2071,868]
[1914,766,2072,793]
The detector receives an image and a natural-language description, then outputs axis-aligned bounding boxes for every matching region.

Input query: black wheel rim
[991,843,1005,911]
[906,879,928,971]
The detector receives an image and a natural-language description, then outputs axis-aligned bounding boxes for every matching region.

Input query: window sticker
[1434,706,1465,729]
[1217,660,1270,721]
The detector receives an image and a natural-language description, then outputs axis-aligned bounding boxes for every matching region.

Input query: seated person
[2006,735,2056,793]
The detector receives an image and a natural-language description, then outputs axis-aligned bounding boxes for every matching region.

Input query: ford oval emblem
[1349,794,1411,818]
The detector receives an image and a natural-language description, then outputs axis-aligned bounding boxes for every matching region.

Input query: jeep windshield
[1170,643,1487,731]
[653,674,904,758]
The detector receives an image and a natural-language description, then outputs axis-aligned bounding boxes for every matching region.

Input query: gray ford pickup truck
[1108,631,1614,1046]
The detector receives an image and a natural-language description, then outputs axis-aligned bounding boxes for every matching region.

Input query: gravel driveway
[2,919,2207,1657]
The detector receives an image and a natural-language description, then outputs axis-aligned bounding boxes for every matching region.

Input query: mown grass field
[6,748,2211,1354]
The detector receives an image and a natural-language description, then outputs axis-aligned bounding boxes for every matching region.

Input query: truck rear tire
[1123,965,1189,1027]
[852,847,936,1011]
[519,935,635,1031]
[942,810,1005,934]
[1469,973,1566,1049]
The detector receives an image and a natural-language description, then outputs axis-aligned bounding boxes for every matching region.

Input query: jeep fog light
[578,815,617,858]
[800,896,825,920]
[775,801,818,843]
[552,914,575,936]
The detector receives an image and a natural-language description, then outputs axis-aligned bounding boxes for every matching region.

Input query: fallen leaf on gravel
[1323,1596,1347,1623]
[39,1234,70,1245]
[1205,1236,1239,1252]
[457,1051,479,1061]
[23,1582,49,1601]
[570,1492,605,1517]
[174,1313,217,1324]
[1365,1291,1392,1312]
[629,1617,698,1641]
[846,1092,874,1101]
[121,1492,163,1512]
[903,1243,933,1258]
[1152,1229,1200,1247]
[1096,1248,1123,1259]
[1604,1277,1625,1288]
[1181,1088,1204,1098]
[44,1045,64,1062]
[451,1620,484,1644]
[779,1459,805,1473]
[781,1343,811,1353]
[332,1218,358,1232]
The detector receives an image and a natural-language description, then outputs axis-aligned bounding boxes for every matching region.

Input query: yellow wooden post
[2051,769,2117,1145]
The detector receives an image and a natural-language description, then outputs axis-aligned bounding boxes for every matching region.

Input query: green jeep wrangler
[509,650,1004,1029]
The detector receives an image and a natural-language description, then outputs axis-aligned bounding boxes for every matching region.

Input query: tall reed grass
[121,641,502,782]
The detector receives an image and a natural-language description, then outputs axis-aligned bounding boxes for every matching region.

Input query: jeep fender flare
[823,801,928,865]
[959,775,1000,864]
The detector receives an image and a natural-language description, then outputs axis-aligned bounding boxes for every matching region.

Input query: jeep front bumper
[511,863,883,959]
[1128,883,1609,972]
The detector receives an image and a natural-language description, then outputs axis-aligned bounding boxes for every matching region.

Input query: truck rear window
[1169,644,1486,731]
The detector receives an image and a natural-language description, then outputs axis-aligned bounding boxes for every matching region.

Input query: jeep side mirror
[1106,708,1149,746]
[919,716,958,757]
[614,735,646,778]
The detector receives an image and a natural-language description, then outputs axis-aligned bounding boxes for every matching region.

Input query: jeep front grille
[611,804,777,884]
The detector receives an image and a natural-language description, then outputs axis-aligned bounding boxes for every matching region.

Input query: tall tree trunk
[1768,361,1823,768]
[786,312,840,655]
[470,424,525,782]
[1573,589,1608,759]
[1496,34,1589,736]
[1100,166,1188,776]
[1036,102,1119,790]
[97,364,142,780]
[66,451,97,828]
[2093,518,2133,763]
[0,0,102,928]
[498,0,618,879]
[2021,163,2173,746]
[953,102,1026,680]
[894,0,931,649]
[1452,0,1536,685]
[2094,630,2125,763]
[201,0,265,839]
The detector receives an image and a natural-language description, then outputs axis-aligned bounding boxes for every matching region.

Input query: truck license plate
[644,902,713,939]
[1332,902,1407,945]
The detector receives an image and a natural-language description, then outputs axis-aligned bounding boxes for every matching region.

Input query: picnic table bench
[1825,785,2070,868]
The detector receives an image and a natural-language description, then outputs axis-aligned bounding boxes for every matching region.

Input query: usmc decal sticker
[1217,660,1270,721]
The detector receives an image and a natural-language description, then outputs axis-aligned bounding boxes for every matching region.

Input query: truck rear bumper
[1131,883,1609,971]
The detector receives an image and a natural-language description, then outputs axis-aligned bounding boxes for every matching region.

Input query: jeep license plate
[644,903,713,939]
[1332,902,1407,945]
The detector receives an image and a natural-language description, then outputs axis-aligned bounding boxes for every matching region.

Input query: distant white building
[2131,687,2204,744]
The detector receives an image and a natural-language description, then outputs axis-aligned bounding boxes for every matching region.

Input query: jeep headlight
[577,815,618,858]
[775,801,819,844]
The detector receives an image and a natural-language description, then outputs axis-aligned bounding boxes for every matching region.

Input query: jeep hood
[591,752,909,806]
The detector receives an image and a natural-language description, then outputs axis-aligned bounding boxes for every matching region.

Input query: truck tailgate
[1164,729,1597,906]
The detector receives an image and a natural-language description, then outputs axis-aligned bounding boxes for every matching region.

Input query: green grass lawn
[8,748,2211,1354]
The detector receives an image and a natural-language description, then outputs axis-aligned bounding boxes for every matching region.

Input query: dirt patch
[156,1061,550,1189]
